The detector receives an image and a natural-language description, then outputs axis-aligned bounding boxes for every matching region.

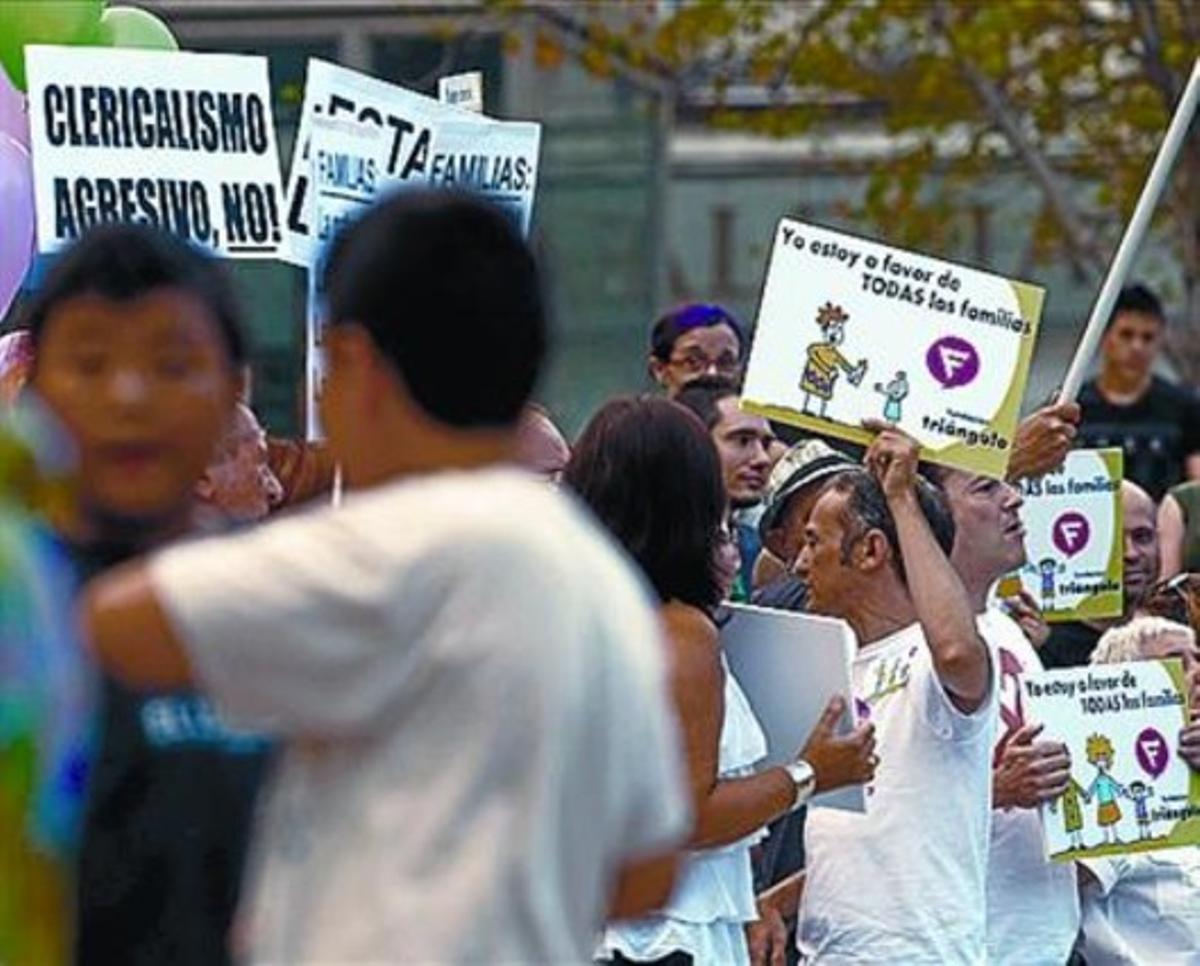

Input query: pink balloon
[0,67,29,149]
[0,330,34,407]
[0,133,35,321]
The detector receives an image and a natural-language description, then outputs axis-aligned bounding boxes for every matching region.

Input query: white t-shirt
[980,608,1080,966]
[149,467,690,964]
[798,621,996,964]
[1079,849,1200,964]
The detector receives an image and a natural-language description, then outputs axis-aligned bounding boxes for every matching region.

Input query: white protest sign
[1024,659,1200,862]
[721,604,864,812]
[304,116,384,439]
[25,46,285,259]
[284,59,540,266]
[438,71,484,113]
[1006,448,1124,622]
[742,219,1044,478]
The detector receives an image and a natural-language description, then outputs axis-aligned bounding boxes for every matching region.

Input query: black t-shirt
[68,540,270,966]
[1077,375,1200,501]
[1040,620,1104,669]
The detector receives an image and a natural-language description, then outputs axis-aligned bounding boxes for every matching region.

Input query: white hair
[1091,615,1194,665]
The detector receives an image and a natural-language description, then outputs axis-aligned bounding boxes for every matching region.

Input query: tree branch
[930,1,1105,275]
[1128,0,1181,112]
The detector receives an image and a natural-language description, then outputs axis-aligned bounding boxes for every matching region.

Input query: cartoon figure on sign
[874,371,909,423]
[1049,776,1091,851]
[1085,733,1127,845]
[800,302,868,419]
[1126,780,1155,840]
[1023,557,1065,609]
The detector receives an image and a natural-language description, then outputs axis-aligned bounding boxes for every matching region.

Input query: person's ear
[856,530,892,574]
[194,473,215,503]
[648,354,668,387]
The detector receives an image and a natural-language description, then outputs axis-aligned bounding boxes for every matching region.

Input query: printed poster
[25,46,285,259]
[1024,659,1200,862]
[1010,448,1124,623]
[721,604,865,812]
[741,218,1044,478]
[284,59,540,267]
[301,102,540,439]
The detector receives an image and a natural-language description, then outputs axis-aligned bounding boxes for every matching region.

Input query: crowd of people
[2,188,1200,965]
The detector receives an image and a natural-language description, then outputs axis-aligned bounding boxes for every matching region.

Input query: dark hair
[649,302,746,362]
[25,224,245,367]
[1107,283,1165,330]
[564,396,726,612]
[674,374,740,431]
[830,469,956,585]
[323,190,546,428]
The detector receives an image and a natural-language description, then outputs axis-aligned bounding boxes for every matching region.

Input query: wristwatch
[784,758,816,811]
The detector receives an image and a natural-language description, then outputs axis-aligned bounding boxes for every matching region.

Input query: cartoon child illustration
[800,302,868,418]
[1085,733,1128,845]
[1127,780,1155,840]
[1023,557,1065,609]
[874,370,909,423]
[1049,776,1090,851]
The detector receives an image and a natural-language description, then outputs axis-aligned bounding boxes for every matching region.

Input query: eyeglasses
[668,351,742,377]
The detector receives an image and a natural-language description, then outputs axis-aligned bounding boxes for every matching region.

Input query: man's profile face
[33,287,236,527]
[199,404,283,522]
[942,470,1026,579]
[712,396,773,508]
[1122,487,1160,610]
[796,488,856,618]
[1102,310,1163,381]
[651,323,741,396]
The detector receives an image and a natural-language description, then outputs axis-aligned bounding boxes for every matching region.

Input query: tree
[514,0,1200,378]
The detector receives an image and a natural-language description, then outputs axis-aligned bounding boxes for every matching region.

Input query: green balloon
[96,6,178,51]
[0,0,104,90]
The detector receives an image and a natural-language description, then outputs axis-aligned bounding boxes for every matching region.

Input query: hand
[798,696,877,794]
[746,900,789,966]
[1180,668,1200,771]
[1003,591,1050,649]
[861,420,921,502]
[994,723,1071,810]
[1006,402,1080,482]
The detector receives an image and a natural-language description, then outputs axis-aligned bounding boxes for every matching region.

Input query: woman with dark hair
[566,397,876,965]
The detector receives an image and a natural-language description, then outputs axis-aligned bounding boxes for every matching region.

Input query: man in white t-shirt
[79,191,690,964]
[928,465,1079,965]
[792,424,996,963]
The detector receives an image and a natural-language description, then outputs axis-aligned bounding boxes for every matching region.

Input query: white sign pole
[1060,58,1200,402]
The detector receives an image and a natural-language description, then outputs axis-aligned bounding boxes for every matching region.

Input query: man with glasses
[647,302,746,397]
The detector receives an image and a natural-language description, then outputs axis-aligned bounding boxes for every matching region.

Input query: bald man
[516,403,570,482]
[1041,481,1159,668]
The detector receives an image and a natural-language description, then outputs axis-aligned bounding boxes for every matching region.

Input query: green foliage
[501,0,1200,372]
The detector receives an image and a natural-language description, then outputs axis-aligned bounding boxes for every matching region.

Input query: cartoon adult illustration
[873,370,909,423]
[1049,776,1090,851]
[1127,781,1155,840]
[1085,733,1128,845]
[800,302,868,418]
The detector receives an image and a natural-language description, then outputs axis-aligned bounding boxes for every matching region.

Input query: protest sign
[1024,659,1200,862]
[25,46,284,259]
[303,116,383,439]
[1007,448,1124,623]
[438,71,484,113]
[721,604,864,812]
[741,219,1044,478]
[284,59,540,267]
